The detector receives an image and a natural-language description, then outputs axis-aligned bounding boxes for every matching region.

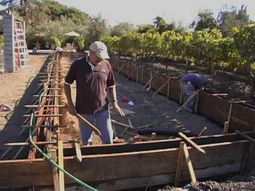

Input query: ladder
[14,20,30,70]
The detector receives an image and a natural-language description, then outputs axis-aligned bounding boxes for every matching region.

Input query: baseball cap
[89,41,110,59]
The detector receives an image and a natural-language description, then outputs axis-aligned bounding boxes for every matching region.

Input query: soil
[0,54,48,159]
[157,169,255,191]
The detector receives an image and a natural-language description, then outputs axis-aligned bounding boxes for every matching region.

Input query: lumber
[183,143,197,184]
[75,142,82,162]
[50,150,59,191]
[142,73,156,90]
[176,92,198,113]
[111,119,133,129]
[151,133,157,140]
[0,139,249,189]
[58,141,65,191]
[223,121,229,134]
[151,78,170,98]
[178,132,206,154]
[198,127,207,137]
[235,130,255,143]
[194,90,199,114]
[174,142,185,187]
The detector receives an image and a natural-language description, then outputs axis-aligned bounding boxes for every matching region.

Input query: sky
[56,0,255,27]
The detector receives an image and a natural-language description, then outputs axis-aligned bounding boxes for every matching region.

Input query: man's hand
[67,103,77,116]
[112,102,125,116]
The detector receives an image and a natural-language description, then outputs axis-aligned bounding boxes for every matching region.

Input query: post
[227,102,233,128]
[183,143,197,184]
[223,121,229,134]
[167,77,170,98]
[58,140,65,191]
[136,66,139,82]
[175,142,185,187]
[194,90,199,114]
[151,132,156,140]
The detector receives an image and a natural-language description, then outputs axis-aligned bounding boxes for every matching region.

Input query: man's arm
[64,84,76,115]
[108,86,125,116]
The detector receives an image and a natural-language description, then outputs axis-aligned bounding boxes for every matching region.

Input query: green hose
[29,118,98,191]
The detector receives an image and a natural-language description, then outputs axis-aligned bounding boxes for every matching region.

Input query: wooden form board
[0,139,251,189]
[113,60,255,132]
[63,132,255,156]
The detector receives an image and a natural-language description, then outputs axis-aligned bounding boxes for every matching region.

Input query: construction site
[1,1,255,191]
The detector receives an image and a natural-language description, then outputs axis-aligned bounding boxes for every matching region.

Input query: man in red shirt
[64,41,125,145]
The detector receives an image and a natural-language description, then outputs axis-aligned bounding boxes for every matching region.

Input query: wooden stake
[125,67,139,82]
[194,90,199,114]
[235,130,255,143]
[167,77,170,98]
[174,142,185,187]
[198,127,207,137]
[75,142,82,162]
[151,133,156,140]
[151,78,170,98]
[149,71,153,89]
[58,141,65,191]
[142,66,144,84]
[223,121,229,134]
[183,143,197,184]
[50,149,59,191]
[178,132,206,154]
[227,102,234,129]
[142,73,156,90]
[179,90,183,105]
[176,92,198,113]
[117,64,125,74]
[136,66,139,82]
[155,72,158,90]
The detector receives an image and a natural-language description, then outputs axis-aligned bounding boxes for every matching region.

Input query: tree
[44,0,90,25]
[86,14,109,46]
[137,24,156,33]
[153,16,169,34]
[18,0,50,27]
[110,22,136,37]
[191,9,217,31]
[217,5,250,37]
[233,24,255,97]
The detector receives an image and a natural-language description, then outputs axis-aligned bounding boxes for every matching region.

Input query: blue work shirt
[181,73,206,90]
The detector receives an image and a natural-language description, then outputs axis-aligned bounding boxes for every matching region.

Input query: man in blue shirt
[180,73,208,112]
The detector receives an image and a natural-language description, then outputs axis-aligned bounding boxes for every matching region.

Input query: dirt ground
[60,56,223,145]
[157,169,255,191]
[112,72,223,140]
[0,54,48,159]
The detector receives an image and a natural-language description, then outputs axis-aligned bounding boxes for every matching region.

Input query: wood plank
[0,140,250,189]
[63,132,255,156]
[236,130,255,143]
[58,141,65,191]
[183,143,197,183]
[75,142,82,162]
[174,142,185,186]
[50,150,59,191]
[178,132,206,154]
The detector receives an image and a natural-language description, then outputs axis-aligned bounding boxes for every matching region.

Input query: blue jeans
[180,81,197,110]
[78,110,113,145]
